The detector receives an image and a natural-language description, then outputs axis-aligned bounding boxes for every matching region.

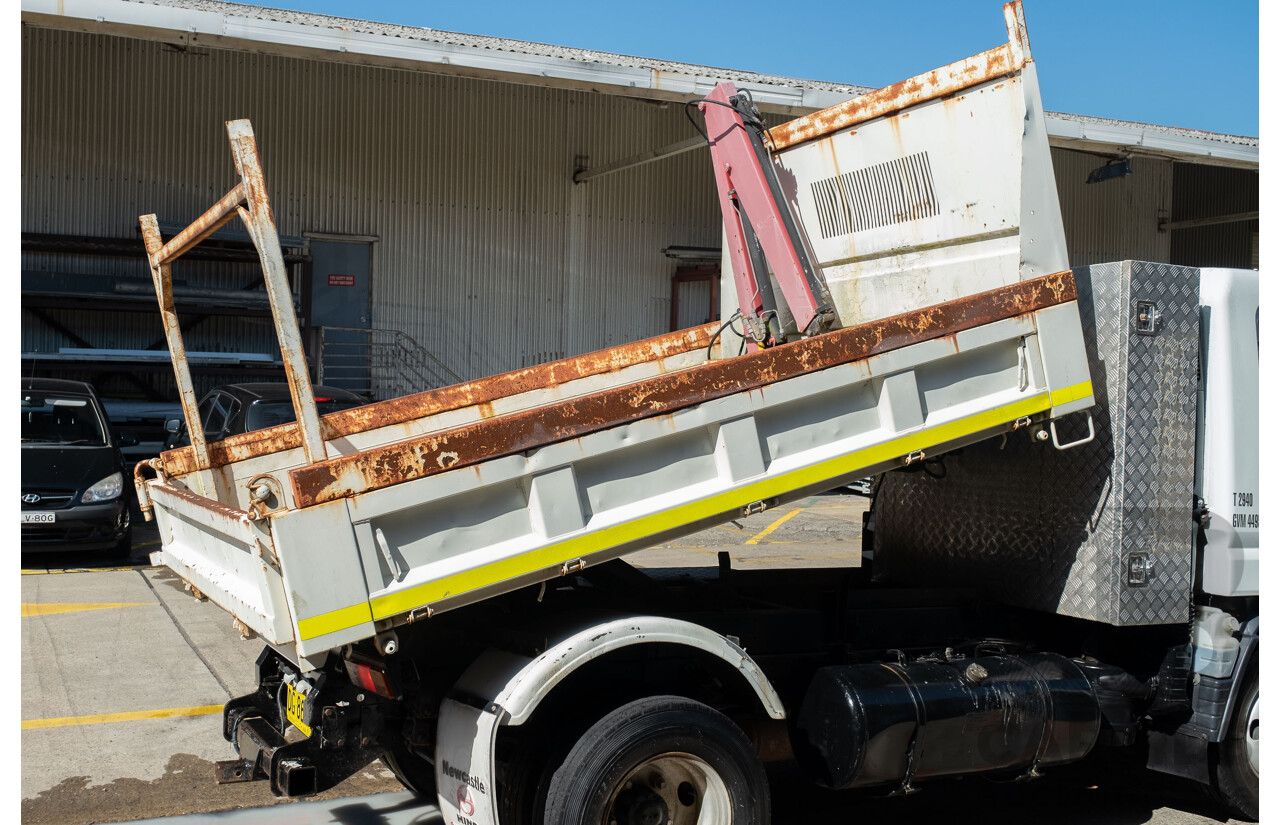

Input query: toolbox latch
[1134,300,1162,336]
[1126,553,1155,587]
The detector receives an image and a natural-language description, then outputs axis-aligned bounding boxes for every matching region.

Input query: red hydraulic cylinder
[699,82,834,343]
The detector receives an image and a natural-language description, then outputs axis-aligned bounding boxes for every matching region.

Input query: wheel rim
[1245,690,1260,776]
[605,752,732,825]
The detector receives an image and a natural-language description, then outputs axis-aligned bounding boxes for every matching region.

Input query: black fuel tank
[792,653,1099,790]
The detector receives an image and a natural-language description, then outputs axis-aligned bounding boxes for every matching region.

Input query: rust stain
[161,323,717,477]
[155,481,252,523]
[289,271,1077,508]
[769,43,1017,151]
[151,183,246,267]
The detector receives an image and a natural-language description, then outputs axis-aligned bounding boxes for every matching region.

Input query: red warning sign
[327,274,356,287]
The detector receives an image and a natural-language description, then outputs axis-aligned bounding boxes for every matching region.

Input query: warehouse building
[19,0,1259,450]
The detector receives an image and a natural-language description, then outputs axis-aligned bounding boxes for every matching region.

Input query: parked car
[164,383,367,450]
[21,378,136,554]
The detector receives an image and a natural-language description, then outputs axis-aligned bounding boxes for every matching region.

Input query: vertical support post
[317,326,326,385]
[1004,0,1031,65]
[140,214,211,475]
[225,119,327,465]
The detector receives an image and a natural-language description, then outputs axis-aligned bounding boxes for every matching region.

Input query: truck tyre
[1209,662,1259,821]
[382,745,436,799]
[543,695,769,825]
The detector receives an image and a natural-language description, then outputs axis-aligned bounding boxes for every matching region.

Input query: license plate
[285,682,312,737]
[22,513,55,524]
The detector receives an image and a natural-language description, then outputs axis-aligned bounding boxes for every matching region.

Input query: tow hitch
[215,647,394,797]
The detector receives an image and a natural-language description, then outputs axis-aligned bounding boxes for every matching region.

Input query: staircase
[316,327,461,400]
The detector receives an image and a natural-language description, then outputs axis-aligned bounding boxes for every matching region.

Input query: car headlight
[81,472,124,503]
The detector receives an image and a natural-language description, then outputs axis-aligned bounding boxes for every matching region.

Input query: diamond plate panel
[875,261,1199,626]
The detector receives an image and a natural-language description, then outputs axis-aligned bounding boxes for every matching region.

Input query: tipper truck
[133,3,1259,823]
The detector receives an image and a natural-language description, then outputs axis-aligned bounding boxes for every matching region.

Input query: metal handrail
[318,326,461,399]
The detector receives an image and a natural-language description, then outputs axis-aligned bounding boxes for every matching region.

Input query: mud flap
[435,697,502,825]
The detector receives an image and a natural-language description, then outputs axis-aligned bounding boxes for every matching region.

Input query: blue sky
[220,0,1259,136]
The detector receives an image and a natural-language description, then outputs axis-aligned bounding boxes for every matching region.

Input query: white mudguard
[436,697,503,825]
[433,615,787,825]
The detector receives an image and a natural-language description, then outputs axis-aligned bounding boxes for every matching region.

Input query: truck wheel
[543,695,768,825]
[1210,663,1259,821]
[382,745,436,798]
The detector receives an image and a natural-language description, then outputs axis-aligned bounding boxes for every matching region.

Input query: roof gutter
[19,0,859,116]
[1045,116,1258,171]
[21,0,1257,169]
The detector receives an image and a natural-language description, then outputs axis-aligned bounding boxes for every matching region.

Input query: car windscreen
[245,398,363,432]
[21,393,108,445]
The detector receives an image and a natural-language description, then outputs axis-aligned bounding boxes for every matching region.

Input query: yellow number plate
[285,682,312,737]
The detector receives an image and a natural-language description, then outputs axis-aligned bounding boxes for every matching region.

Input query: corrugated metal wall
[21,26,721,387]
[1169,163,1259,269]
[1050,148,1172,266]
[21,26,1255,405]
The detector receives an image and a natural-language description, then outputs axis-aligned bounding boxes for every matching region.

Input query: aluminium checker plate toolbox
[874,261,1201,626]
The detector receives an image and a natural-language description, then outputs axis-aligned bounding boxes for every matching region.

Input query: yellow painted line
[22,704,223,730]
[293,383,1093,641]
[21,566,161,575]
[21,602,151,617]
[744,508,803,545]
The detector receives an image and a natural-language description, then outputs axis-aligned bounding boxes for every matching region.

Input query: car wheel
[113,525,133,562]
[544,695,769,825]
[1209,661,1259,821]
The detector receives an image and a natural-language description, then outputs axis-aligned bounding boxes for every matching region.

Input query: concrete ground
[19,492,1252,825]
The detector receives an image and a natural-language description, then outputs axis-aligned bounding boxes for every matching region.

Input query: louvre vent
[810,151,940,240]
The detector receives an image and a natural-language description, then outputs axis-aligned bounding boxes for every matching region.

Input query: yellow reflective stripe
[1050,380,1093,408]
[296,382,1096,640]
[364,389,1074,626]
[295,600,374,642]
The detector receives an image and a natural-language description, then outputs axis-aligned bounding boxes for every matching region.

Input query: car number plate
[22,513,55,524]
[285,682,312,737]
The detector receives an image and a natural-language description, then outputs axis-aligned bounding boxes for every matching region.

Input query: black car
[165,383,367,450]
[21,378,136,554]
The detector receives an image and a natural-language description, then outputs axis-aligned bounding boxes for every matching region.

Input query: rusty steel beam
[153,478,255,525]
[226,120,327,466]
[159,322,719,477]
[152,183,247,267]
[288,271,1078,509]
[140,213,212,474]
[768,1,1031,152]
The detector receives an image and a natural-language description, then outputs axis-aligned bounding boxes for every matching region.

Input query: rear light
[343,658,397,699]
[314,397,333,403]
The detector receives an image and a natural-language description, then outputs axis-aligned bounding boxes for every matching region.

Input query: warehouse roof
[21,0,1258,168]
